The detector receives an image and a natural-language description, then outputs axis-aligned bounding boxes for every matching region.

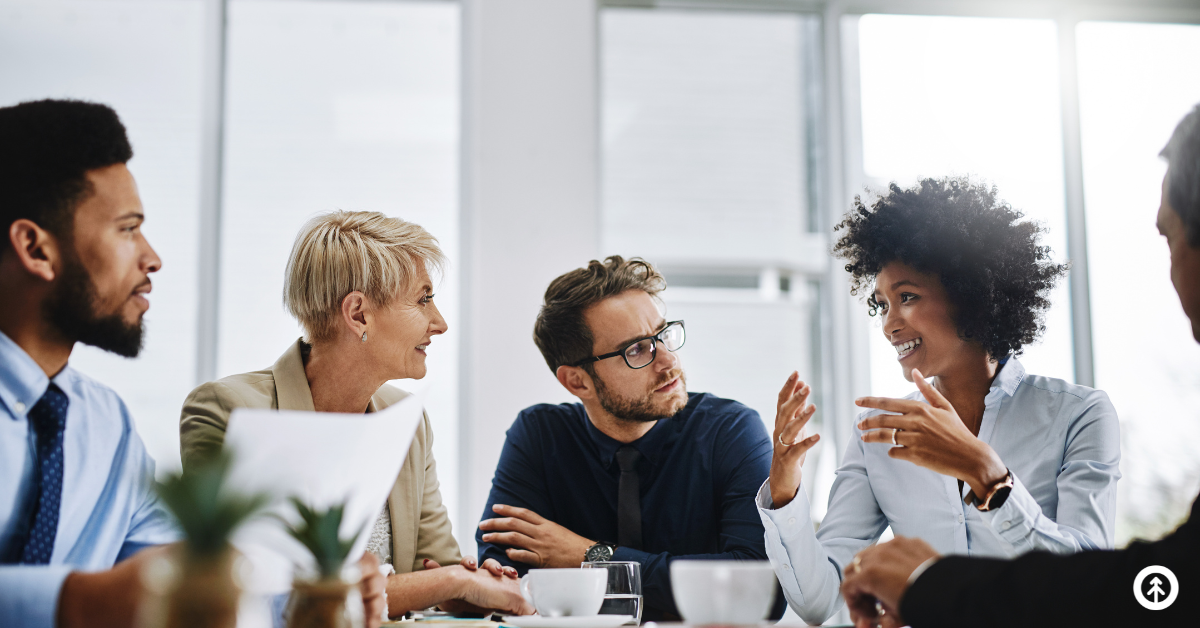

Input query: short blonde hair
[284,210,446,343]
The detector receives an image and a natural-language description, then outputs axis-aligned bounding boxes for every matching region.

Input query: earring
[361,331,368,343]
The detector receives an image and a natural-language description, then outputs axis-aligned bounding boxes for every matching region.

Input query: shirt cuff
[0,565,74,628]
[755,478,812,524]
[978,472,1040,547]
[906,556,939,587]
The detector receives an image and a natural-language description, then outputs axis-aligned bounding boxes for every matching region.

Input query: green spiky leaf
[284,498,362,579]
[155,451,269,556]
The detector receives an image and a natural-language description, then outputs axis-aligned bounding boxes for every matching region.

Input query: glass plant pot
[139,545,242,628]
[285,572,364,628]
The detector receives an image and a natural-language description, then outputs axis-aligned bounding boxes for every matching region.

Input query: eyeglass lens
[623,323,685,369]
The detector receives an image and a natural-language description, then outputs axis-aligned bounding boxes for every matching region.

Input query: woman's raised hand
[855,368,1007,498]
[769,371,821,508]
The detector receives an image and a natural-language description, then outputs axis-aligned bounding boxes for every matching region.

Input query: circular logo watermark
[1133,565,1178,611]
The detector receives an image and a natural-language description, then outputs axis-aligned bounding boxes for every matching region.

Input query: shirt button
[787,517,796,526]
[14,402,25,412]
[782,563,792,571]
[958,514,965,524]
[1001,521,1012,531]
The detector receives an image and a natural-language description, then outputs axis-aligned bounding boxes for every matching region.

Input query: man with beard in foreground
[0,99,176,628]
[476,256,785,621]
[0,99,388,627]
[837,104,1200,627]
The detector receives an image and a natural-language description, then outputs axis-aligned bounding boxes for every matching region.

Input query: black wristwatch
[585,542,616,562]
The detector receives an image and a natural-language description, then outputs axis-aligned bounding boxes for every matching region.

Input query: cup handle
[519,574,534,607]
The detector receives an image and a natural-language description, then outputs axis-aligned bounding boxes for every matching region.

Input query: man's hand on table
[840,537,940,628]
[479,504,594,568]
[358,553,387,628]
[57,545,170,628]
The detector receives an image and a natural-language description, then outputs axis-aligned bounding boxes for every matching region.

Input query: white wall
[458,0,600,557]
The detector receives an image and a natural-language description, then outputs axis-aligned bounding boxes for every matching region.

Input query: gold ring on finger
[851,555,862,573]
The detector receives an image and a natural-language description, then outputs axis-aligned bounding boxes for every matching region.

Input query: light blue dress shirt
[0,330,177,628]
[757,358,1120,625]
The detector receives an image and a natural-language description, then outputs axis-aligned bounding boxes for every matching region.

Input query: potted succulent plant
[143,452,269,628]
[283,499,365,628]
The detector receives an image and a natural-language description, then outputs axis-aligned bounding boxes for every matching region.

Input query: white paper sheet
[223,390,426,594]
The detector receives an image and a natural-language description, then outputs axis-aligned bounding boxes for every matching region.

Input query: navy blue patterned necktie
[19,383,69,565]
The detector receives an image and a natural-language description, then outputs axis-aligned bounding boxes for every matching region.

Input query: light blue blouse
[757,358,1120,625]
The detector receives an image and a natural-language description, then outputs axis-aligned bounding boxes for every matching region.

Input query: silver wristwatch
[585,542,615,562]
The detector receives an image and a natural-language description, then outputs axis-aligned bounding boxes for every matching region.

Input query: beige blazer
[179,339,462,573]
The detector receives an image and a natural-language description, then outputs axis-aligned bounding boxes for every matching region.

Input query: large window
[219,0,462,521]
[855,14,1074,399]
[0,0,205,474]
[1077,21,1200,543]
[0,0,461,511]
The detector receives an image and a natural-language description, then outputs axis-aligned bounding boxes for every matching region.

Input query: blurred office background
[3,0,1199,583]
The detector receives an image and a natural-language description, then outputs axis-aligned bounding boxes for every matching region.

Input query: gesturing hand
[855,368,1007,499]
[840,536,939,628]
[769,371,821,508]
[479,504,594,568]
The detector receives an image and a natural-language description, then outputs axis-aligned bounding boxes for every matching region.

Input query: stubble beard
[593,368,688,424]
[43,248,145,358]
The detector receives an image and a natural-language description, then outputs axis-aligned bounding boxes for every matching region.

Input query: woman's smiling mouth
[894,337,922,360]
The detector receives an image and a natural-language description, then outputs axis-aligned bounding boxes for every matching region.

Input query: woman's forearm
[385,567,465,618]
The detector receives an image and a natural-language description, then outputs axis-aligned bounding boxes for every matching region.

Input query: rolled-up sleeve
[980,389,1120,552]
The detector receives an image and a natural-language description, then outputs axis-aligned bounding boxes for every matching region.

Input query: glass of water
[581,561,642,625]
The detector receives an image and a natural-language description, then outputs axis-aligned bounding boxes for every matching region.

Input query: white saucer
[501,615,635,628]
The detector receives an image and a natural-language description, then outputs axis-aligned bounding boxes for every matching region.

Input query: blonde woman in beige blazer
[180,211,530,618]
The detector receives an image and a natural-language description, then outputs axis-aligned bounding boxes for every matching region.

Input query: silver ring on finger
[778,432,792,447]
[891,428,903,447]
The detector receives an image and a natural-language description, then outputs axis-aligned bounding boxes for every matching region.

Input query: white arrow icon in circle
[1134,566,1178,610]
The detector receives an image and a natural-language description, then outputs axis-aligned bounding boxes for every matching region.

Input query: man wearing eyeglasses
[476,256,785,621]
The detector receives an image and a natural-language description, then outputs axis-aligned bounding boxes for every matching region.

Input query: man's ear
[6,219,59,282]
[555,365,595,400]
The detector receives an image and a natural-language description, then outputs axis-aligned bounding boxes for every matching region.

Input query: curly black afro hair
[832,177,1069,360]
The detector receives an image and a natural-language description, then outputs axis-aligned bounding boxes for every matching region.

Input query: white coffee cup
[520,568,607,617]
[670,560,777,625]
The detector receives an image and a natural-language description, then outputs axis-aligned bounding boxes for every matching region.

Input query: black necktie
[615,445,643,551]
[19,384,69,565]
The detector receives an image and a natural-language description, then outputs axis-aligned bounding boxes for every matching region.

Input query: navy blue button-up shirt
[477,392,784,620]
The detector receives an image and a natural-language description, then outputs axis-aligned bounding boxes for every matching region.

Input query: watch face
[585,544,613,562]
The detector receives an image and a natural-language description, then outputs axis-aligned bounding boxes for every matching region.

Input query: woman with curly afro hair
[755,177,1122,625]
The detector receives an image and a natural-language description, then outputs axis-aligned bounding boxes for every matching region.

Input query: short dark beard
[43,249,144,358]
[593,369,688,423]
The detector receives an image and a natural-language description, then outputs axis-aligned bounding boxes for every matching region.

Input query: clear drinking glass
[581,561,642,625]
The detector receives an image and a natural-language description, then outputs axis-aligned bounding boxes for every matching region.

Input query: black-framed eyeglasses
[570,321,686,370]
